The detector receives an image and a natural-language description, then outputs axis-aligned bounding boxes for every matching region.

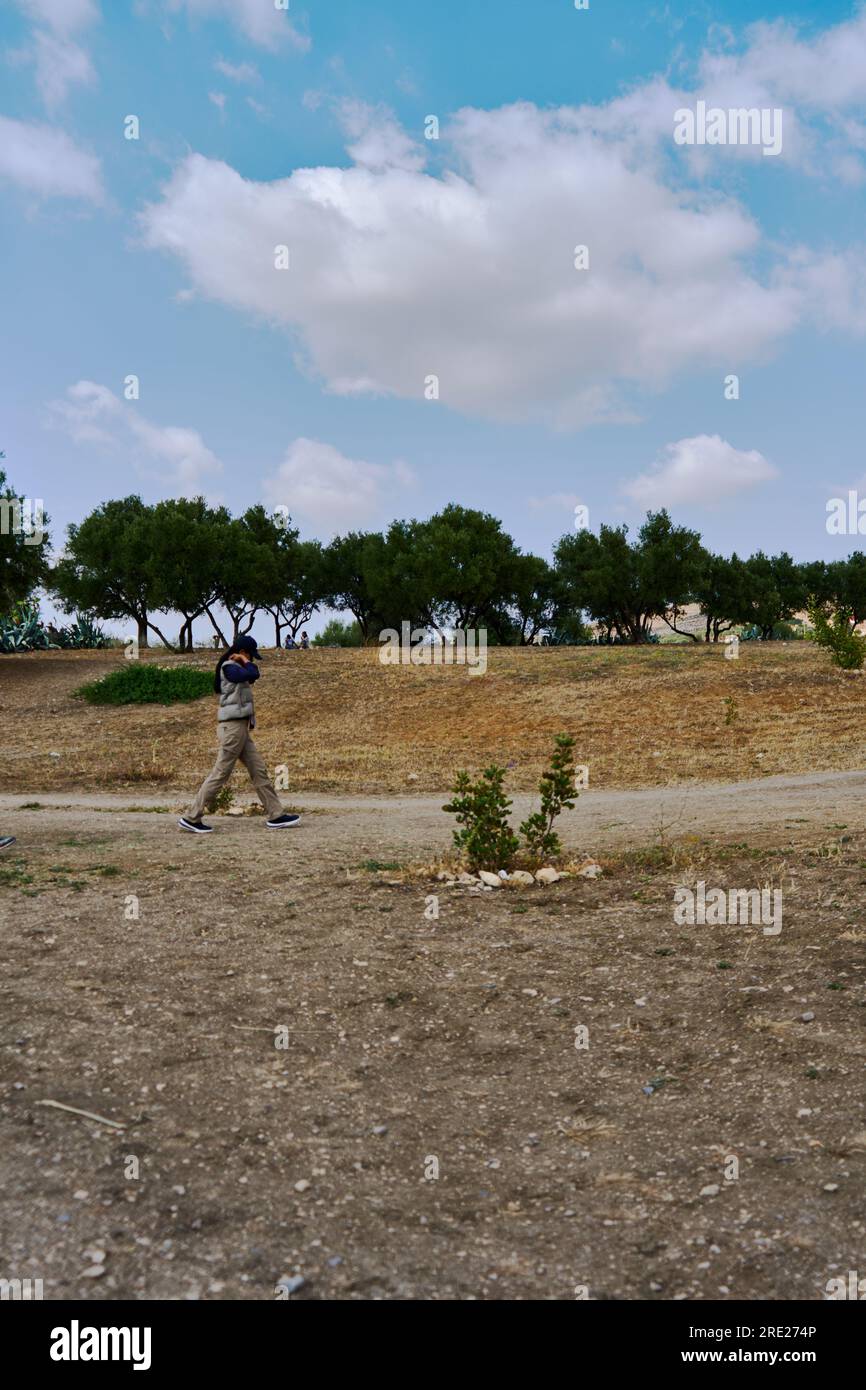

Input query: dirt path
[3,767,865,860]
[2,770,865,1302]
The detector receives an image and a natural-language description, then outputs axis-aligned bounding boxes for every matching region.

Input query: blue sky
[3,0,866,636]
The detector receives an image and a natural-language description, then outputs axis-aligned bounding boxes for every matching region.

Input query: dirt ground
[1,773,865,1301]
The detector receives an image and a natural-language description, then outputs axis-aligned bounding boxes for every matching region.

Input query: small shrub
[209,785,235,814]
[443,735,578,872]
[313,619,363,647]
[75,664,213,705]
[807,601,866,671]
[443,766,520,871]
[519,733,578,867]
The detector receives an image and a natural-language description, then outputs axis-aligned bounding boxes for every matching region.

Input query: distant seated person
[299,631,310,649]
[284,633,297,649]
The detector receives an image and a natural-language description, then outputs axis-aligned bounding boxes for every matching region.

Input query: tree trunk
[203,606,229,648]
[146,620,179,652]
[137,613,149,648]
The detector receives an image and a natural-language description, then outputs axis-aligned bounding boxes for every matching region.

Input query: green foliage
[0,463,51,611]
[0,602,108,652]
[519,734,578,866]
[209,784,235,814]
[53,613,108,648]
[314,618,363,647]
[75,664,213,705]
[51,495,154,645]
[807,601,866,670]
[546,612,594,645]
[554,510,704,644]
[738,551,806,640]
[443,766,520,871]
[0,601,54,652]
[444,735,578,871]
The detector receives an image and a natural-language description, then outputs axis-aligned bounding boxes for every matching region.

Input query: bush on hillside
[313,619,364,647]
[75,664,213,705]
[806,602,866,671]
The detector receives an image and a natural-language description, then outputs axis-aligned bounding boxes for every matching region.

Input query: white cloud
[622,435,778,508]
[49,381,222,494]
[338,99,426,172]
[214,58,259,83]
[262,438,414,535]
[528,492,584,511]
[140,102,802,428]
[0,116,103,200]
[168,0,310,52]
[776,245,866,334]
[589,11,866,179]
[140,12,866,430]
[16,0,99,33]
[13,0,99,107]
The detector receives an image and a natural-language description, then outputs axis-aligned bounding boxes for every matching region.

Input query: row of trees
[554,511,866,644]
[3,476,865,649]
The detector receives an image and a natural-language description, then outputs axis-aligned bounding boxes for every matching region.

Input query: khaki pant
[187,719,284,821]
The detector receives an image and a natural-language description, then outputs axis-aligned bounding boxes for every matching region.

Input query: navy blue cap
[236,634,261,660]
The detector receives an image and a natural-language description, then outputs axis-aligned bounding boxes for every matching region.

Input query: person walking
[179,635,300,835]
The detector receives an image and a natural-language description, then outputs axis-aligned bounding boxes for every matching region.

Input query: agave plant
[54,613,108,649]
[0,602,55,653]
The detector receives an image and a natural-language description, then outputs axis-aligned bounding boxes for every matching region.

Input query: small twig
[35,1099,126,1130]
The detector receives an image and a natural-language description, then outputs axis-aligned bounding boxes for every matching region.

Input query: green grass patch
[74,664,213,706]
[360,859,403,872]
[0,860,34,889]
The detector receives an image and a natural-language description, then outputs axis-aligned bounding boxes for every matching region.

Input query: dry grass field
[1,642,864,796]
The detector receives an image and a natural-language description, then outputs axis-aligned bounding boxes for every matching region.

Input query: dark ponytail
[213,650,231,694]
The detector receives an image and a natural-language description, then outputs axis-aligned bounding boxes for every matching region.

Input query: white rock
[478,871,503,888]
[294,1179,311,1192]
[510,870,536,886]
[535,867,560,885]
[700,1184,720,1198]
[577,860,603,879]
